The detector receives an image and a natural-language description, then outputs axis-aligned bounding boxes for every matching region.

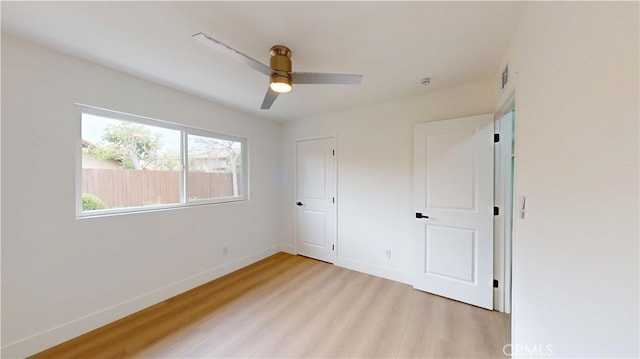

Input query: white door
[413,114,494,309]
[296,137,336,263]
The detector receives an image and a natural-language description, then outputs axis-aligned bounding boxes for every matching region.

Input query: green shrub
[82,193,107,211]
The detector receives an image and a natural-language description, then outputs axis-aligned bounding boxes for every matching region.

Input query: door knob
[415,212,429,219]
[296,202,304,206]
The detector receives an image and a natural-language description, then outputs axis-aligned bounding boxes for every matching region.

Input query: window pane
[187,134,243,201]
[81,114,181,211]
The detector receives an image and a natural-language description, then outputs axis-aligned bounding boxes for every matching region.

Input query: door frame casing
[494,94,515,313]
[294,134,338,263]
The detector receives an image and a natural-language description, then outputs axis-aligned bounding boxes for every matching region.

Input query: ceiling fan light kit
[193,32,363,109]
[270,76,292,94]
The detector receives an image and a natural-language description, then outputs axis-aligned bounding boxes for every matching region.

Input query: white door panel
[296,137,336,263]
[425,129,477,210]
[301,210,326,246]
[426,225,476,282]
[414,114,494,309]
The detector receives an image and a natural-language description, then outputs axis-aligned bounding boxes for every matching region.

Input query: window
[78,106,247,216]
[187,134,244,201]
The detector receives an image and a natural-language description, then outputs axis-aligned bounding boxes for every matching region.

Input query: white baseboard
[335,256,415,285]
[280,245,414,286]
[279,242,295,255]
[1,245,280,359]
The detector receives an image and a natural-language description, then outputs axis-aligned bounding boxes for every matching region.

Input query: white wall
[502,2,639,357]
[281,82,496,283]
[1,35,282,358]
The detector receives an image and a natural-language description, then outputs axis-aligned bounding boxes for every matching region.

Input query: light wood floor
[31,252,510,358]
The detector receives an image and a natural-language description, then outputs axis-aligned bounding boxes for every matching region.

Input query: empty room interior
[1,1,638,358]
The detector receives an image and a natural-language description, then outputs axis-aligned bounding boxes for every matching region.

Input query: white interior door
[296,137,336,263]
[413,114,494,309]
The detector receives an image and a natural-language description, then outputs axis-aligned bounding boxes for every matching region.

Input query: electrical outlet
[385,249,391,259]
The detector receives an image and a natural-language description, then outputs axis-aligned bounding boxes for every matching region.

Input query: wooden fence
[82,169,233,208]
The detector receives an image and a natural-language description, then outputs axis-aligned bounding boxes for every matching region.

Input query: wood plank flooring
[31,253,510,358]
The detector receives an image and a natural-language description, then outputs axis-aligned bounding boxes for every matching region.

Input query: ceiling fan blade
[192,32,272,76]
[291,72,363,85]
[260,88,279,109]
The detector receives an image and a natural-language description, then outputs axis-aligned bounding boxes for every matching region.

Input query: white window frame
[76,104,248,218]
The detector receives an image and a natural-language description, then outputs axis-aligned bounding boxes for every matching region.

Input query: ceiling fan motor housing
[270,45,292,84]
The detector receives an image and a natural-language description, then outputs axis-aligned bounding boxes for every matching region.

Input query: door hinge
[332,149,335,156]
[494,206,499,216]
[493,279,499,288]
[494,133,500,143]
[332,244,335,251]
[332,197,335,204]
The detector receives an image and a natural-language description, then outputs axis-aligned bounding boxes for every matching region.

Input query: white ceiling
[1,1,525,121]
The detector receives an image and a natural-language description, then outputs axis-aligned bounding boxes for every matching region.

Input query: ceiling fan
[192,32,363,109]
